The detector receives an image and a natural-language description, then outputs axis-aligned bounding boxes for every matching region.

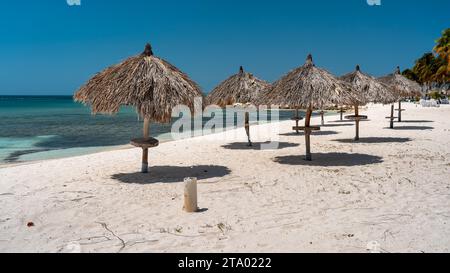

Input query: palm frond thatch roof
[74,43,203,123]
[378,66,422,98]
[206,66,271,107]
[340,65,398,104]
[261,54,360,109]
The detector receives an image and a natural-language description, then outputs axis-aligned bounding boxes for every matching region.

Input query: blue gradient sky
[0,0,448,95]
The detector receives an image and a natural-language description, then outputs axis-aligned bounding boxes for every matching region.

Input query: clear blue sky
[0,0,448,95]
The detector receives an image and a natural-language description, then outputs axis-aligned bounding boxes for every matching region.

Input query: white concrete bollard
[183,177,198,213]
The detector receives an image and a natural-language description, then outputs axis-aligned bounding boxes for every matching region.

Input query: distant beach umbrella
[341,65,398,105]
[262,54,358,160]
[74,43,203,173]
[206,66,271,146]
[378,66,422,122]
[340,65,397,139]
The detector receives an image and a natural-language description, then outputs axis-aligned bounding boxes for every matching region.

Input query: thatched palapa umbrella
[74,43,203,173]
[379,66,422,122]
[340,65,397,139]
[262,54,358,160]
[206,66,271,146]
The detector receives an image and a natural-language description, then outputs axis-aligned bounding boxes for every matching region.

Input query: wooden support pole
[141,118,150,173]
[398,101,402,122]
[244,111,252,146]
[305,107,311,126]
[183,177,198,213]
[304,107,313,161]
[340,107,344,121]
[295,108,300,134]
[354,105,360,141]
[390,104,394,129]
[142,149,148,173]
[143,118,150,139]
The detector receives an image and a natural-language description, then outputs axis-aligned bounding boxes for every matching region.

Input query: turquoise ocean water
[0,96,311,165]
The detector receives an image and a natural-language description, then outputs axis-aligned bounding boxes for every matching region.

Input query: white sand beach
[1,103,449,253]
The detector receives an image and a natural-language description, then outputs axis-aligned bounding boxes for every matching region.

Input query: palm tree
[402,28,449,88]
[434,28,450,73]
[413,53,436,84]
[435,59,448,83]
[402,69,418,82]
[410,52,449,88]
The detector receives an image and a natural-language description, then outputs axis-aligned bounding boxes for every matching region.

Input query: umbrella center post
[142,118,150,173]
[292,107,319,161]
[305,131,311,161]
[354,105,359,141]
[385,104,397,129]
[344,106,368,141]
[141,148,149,173]
[320,110,325,125]
[291,108,303,134]
[244,111,252,146]
[355,121,360,141]
[390,104,395,129]
[397,101,403,122]
[339,107,345,121]
[304,107,313,161]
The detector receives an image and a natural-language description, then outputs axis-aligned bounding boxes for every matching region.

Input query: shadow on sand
[221,141,299,150]
[273,153,383,167]
[321,123,354,127]
[331,119,371,123]
[387,126,434,130]
[332,137,412,144]
[395,120,434,123]
[112,165,231,184]
[280,131,339,137]
[330,120,352,123]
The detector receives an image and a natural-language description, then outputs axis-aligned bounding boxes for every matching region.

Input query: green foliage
[429,91,442,100]
[404,29,449,84]
[402,69,418,82]
[434,28,450,62]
